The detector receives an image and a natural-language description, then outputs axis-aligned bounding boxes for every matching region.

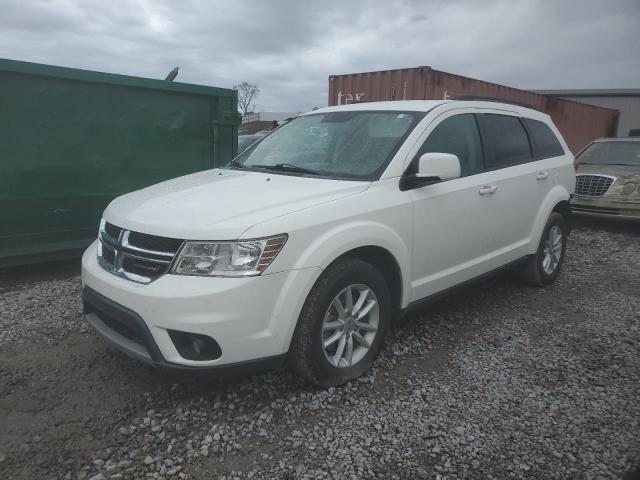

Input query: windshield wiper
[256,163,320,175]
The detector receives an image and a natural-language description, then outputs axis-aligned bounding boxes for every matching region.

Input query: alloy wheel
[321,284,379,368]
[542,225,563,275]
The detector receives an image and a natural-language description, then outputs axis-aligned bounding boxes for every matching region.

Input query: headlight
[622,182,637,195]
[171,234,287,277]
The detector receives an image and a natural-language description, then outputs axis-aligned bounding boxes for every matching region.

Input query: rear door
[475,113,553,267]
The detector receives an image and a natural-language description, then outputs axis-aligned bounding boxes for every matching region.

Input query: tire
[289,257,391,387]
[519,212,567,287]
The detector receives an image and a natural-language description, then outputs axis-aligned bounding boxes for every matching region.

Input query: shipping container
[328,66,619,153]
[0,58,240,267]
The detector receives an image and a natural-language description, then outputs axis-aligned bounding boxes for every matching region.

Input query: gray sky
[1,0,638,112]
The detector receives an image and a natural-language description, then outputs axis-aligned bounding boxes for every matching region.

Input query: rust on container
[328,67,619,153]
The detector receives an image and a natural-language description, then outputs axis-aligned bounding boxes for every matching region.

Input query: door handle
[536,171,549,181]
[479,185,497,195]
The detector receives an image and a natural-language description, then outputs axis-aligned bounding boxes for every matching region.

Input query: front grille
[82,287,162,362]
[101,244,116,266]
[104,222,123,241]
[122,255,168,277]
[98,308,147,346]
[98,220,183,284]
[102,223,122,244]
[127,231,184,253]
[575,174,615,197]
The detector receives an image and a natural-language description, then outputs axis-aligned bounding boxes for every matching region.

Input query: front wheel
[519,212,567,287]
[289,258,391,387]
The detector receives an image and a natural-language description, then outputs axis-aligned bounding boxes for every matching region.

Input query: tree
[234,82,259,115]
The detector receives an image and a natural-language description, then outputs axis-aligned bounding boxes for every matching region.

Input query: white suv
[81,100,575,386]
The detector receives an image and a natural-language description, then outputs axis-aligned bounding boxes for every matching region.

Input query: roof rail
[450,95,536,110]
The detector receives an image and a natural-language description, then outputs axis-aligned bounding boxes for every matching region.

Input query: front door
[408,111,499,301]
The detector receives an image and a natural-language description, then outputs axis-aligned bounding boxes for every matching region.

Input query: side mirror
[416,152,461,181]
[400,152,461,191]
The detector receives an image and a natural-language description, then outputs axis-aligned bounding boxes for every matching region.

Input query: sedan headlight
[622,181,637,195]
[171,235,288,277]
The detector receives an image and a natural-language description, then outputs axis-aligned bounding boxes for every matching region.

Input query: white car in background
[81,100,575,386]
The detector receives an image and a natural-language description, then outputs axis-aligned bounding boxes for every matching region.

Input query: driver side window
[412,114,483,177]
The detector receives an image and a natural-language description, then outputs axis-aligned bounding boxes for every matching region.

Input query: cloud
[0,0,638,112]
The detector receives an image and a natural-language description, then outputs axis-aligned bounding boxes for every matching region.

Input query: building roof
[536,89,640,97]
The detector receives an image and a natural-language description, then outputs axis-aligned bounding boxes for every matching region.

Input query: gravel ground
[1,219,639,480]
[0,261,82,348]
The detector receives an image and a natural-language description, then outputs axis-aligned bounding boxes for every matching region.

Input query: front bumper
[571,197,640,221]
[81,241,321,369]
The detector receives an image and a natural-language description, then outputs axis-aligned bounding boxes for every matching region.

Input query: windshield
[578,141,640,166]
[238,135,264,153]
[227,111,424,180]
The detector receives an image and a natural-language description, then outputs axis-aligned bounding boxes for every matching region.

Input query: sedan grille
[97,221,183,284]
[575,174,615,197]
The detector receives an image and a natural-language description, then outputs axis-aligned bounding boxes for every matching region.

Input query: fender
[529,184,571,253]
[267,220,412,354]
[291,220,412,308]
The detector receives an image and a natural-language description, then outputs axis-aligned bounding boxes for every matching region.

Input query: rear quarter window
[522,118,565,158]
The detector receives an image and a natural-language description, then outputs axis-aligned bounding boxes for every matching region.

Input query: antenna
[164,67,179,82]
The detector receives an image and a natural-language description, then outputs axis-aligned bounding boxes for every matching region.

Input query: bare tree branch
[233,81,260,115]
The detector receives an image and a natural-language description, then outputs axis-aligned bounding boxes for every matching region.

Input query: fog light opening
[168,330,222,361]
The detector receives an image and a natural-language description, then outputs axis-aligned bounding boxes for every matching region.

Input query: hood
[577,164,640,183]
[104,169,369,239]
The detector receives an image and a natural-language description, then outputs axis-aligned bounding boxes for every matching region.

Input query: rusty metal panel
[328,67,619,153]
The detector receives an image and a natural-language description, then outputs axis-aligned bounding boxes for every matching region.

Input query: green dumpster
[0,58,240,267]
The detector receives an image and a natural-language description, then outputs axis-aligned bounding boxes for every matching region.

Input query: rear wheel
[289,258,391,387]
[519,212,567,286]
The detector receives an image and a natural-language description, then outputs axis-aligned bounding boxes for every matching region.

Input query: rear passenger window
[522,118,565,158]
[414,114,483,177]
[478,114,532,169]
